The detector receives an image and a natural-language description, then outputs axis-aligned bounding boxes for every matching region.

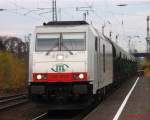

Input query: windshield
[62,33,85,51]
[35,33,85,51]
[36,34,59,51]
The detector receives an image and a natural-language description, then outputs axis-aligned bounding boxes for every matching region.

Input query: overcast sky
[0,0,150,52]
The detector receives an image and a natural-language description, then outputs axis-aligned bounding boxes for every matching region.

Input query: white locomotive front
[28,21,113,103]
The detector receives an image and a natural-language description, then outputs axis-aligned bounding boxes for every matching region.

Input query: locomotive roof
[43,21,89,26]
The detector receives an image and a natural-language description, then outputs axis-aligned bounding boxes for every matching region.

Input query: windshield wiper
[62,45,73,55]
[46,43,58,55]
[46,43,73,55]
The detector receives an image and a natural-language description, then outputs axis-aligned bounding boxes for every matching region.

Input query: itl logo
[51,64,69,72]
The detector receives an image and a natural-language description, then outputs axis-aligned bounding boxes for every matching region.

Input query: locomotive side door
[96,37,102,88]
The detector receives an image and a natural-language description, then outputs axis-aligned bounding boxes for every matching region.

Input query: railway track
[0,93,29,110]
[31,100,98,120]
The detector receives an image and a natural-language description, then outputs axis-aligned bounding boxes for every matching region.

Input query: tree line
[0,36,29,59]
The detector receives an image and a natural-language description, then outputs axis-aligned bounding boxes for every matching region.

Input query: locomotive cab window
[62,33,85,51]
[36,34,60,51]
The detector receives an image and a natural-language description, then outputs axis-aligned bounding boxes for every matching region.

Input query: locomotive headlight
[57,55,64,60]
[35,74,48,80]
[79,74,84,79]
[37,74,42,80]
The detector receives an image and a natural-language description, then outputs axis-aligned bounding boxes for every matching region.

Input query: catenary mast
[52,0,57,21]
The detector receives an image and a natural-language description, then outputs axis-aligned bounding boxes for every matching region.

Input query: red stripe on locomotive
[32,72,88,82]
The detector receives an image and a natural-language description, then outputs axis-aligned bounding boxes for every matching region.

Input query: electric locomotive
[28,21,137,104]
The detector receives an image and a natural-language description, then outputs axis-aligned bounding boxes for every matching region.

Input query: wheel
[96,89,103,102]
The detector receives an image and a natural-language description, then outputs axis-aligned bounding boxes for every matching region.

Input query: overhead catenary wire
[3,1,147,37]
[5,0,44,20]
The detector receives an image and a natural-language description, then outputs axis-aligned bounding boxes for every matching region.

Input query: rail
[0,94,29,110]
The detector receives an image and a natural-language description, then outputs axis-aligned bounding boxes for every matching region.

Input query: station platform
[83,77,150,120]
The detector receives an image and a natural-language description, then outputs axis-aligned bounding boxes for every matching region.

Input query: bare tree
[0,35,29,58]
